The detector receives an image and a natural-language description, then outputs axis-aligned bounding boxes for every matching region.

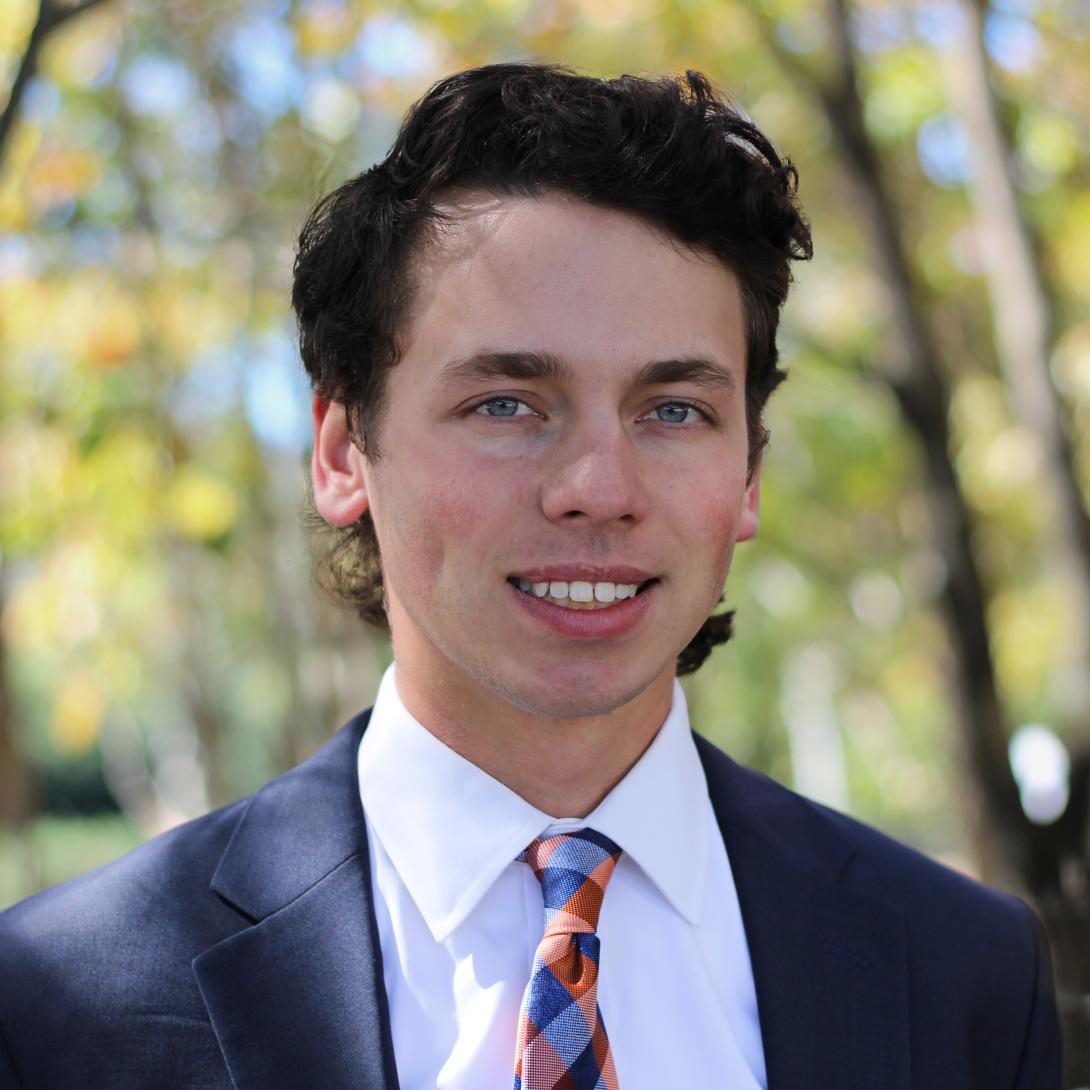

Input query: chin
[483,660,668,722]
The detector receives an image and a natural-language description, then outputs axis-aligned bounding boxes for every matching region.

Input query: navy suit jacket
[0,710,1062,1089]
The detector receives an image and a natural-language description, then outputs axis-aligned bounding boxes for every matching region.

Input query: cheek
[674,461,746,525]
[374,451,511,587]
[678,473,750,569]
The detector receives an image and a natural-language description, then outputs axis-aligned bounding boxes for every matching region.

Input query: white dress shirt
[357,665,767,1089]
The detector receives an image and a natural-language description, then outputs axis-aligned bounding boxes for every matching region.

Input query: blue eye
[654,402,699,424]
[474,398,528,418]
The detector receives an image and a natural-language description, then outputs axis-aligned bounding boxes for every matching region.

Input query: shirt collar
[357,665,709,942]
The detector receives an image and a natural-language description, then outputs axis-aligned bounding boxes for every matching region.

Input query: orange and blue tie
[513,828,623,1090]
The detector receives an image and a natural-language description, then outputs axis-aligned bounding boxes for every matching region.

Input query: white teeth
[569,581,594,602]
[515,578,643,605]
[594,582,616,603]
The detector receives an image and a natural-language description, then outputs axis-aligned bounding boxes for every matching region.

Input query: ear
[311,398,369,527]
[736,460,761,543]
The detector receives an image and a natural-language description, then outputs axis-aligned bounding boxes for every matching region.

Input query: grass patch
[0,814,143,911]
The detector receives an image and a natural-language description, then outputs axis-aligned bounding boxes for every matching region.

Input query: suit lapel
[695,734,910,1090]
[190,707,911,1090]
[193,712,400,1090]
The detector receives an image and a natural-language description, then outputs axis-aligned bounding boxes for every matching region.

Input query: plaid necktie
[513,828,623,1090]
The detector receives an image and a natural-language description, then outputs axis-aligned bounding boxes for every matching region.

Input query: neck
[391,650,675,819]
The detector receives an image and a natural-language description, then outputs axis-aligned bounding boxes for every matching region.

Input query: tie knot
[518,828,622,935]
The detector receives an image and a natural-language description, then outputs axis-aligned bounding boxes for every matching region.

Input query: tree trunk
[942,1,1090,1071]
[0,0,111,165]
[0,561,41,902]
[760,0,1089,1076]
[945,0,1090,714]
[0,563,32,827]
[814,0,1029,879]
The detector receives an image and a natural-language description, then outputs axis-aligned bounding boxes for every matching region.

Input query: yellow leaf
[78,428,168,543]
[51,671,107,754]
[38,3,119,89]
[0,422,77,552]
[990,581,1076,704]
[0,0,36,58]
[0,123,41,231]
[1019,114,1079,175]
[1055,193,1090,303]
[294,8,356,56]
[169,467,240,541]
[146,282,237,361]
[27,147,102,210]
[84,290,143,369]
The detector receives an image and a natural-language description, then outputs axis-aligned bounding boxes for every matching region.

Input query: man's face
[318,193,760,721]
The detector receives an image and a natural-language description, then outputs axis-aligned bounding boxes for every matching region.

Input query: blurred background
[1,0,1088,1079]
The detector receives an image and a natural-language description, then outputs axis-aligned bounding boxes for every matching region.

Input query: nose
[540,421,651,527]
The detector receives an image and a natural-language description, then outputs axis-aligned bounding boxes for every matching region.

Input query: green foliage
[1,0,1088,886]
[0,815,142,909]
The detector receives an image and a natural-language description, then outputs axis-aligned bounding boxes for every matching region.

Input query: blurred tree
[0,0,109,160]
[752,1,1090,1073]
[0,0,114,873]
[0,559,31,827]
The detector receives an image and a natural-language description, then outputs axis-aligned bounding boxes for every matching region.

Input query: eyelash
[469,397,710,425]
[646,401,709,425]
[471,397,537,419]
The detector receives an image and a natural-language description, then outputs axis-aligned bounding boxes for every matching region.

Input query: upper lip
[508,565,657,584]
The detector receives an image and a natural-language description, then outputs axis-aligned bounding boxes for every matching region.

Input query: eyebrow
[439,350,737,394]
[632,356,737,394]
[440,350,573,386]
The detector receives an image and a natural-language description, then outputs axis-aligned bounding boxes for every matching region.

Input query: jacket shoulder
[1,794,250,956]
[0,795,252,1084]
[0,711,371,1088]
[695,731,1039,938]
[696,732,1062,1088]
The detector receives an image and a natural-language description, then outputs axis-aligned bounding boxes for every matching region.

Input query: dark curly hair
[293,63,811,675]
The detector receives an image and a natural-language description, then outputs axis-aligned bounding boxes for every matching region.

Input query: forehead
[398,192,746,379]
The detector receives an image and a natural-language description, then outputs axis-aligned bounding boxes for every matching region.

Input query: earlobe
[311,397,370,527]
[736,461,762,543]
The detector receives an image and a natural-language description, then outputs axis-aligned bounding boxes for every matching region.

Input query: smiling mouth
[507,577,659,610]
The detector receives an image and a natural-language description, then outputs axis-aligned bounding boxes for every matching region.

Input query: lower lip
[508,581,656,639]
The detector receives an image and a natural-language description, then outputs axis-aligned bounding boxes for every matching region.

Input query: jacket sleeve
[0,1021,24,1090]
[1012,905,1063,1090]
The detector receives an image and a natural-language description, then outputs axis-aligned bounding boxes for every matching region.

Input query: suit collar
[695,733,911,1090]
[359,666,710,941]
[191,708,911,1090]
[208,712,374,919]
[193,711,400,1090]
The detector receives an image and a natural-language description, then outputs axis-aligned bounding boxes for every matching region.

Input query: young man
[0,65,1061,1090]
